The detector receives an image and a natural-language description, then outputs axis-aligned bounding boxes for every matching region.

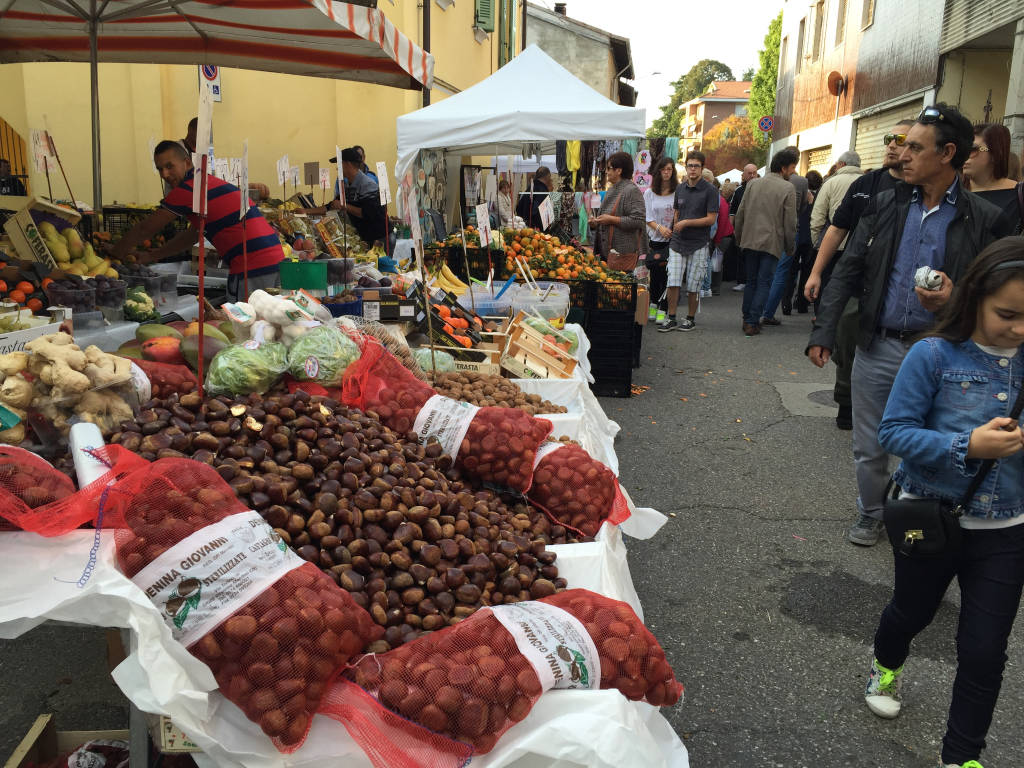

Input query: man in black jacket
[807,103,1012,546]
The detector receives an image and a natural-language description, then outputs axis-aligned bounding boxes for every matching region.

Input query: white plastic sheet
[0,528,686,768]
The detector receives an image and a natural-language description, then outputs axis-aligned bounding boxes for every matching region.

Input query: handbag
[883,381,1024,557]
[602,191,643,273]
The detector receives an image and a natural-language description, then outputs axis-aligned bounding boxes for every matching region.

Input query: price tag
[475,202,491,251]
[376,161,392,204]
[363,301,380,322]
[538,196,554,230]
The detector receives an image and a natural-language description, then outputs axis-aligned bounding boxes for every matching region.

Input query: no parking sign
[200,64,222,102]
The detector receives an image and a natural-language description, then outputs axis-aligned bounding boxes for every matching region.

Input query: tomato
[26,298,43,313]
[41,277,53,290]
[15,281,34,294]
[7,290,26,304]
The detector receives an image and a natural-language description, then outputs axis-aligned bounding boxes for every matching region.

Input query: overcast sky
[530,0,786,127]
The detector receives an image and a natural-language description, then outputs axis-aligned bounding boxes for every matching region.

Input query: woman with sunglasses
[964,123,1022,233]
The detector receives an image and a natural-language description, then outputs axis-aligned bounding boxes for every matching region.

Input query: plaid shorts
[667,246,710,293]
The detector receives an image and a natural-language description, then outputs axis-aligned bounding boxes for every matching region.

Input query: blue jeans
[761,249,793,320]
[874,524,1024,764]
[741,249,776,324]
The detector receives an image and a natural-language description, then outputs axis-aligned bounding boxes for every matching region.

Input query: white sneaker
[699,289,712,298]
[731,283,745,292]
[865,658,903,718]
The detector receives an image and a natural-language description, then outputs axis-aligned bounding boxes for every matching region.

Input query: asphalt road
[3,288,1024,767]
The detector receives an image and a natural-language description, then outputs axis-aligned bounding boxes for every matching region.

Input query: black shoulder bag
[883,382,1024,558]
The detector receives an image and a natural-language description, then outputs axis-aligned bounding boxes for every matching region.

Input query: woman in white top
[643,156,678,322]
[497,179,514,228]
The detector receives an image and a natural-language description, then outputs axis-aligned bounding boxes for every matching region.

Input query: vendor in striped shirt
[111,140,284,302]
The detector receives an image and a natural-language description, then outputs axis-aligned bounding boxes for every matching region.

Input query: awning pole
[90,1,102,210]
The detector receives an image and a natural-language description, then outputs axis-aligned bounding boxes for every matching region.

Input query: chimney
[554,3,567,15]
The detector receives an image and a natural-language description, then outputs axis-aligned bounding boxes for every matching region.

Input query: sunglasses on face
[883,133,907,146]
[970,145,990,156]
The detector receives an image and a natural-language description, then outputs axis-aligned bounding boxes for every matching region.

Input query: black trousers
[648,241,669,310]
[874,523,1024,764]
[782,242,813,312]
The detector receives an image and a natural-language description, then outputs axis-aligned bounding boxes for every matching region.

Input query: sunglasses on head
[917,106,947,124]
[884,133,907,146]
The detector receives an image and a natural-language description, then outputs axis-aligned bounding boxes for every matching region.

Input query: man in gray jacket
[807,103,1011,546]
[809,151,862,248]
[733,147,798,336]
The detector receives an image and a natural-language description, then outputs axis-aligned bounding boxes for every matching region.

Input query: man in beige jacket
[809,151,862,249]
[733,147,798,336]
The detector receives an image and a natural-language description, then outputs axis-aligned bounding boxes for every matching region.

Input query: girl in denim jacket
[866,238,1024,768]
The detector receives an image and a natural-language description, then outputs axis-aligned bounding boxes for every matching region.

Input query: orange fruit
[8,289,26,304]
[26,298,43,312]
[15,281,34,294]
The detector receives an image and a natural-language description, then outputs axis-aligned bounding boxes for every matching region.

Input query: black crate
[590,372,633,398]
[566,279,638,313]
[101,205,188,240]
[632,322,643,368]
[446,246,506,283]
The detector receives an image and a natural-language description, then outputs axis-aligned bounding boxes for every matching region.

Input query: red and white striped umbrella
[0,0,433,204]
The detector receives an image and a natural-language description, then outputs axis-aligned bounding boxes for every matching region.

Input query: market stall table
[0,517,684,768]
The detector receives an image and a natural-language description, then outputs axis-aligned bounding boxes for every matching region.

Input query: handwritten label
[412,394,480,459]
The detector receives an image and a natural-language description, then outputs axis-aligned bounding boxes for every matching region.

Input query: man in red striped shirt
[112,141,284,301]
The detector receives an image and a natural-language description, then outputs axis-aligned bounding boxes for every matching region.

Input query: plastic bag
[412,347,456,373]
[287,326,361,386]
[327,589,683,766]
[528,443,631,537]
[205,342,289,396]
[106,458,382,751]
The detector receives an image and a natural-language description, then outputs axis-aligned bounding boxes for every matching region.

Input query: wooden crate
[500,319,577,380]
[5,714,128,768]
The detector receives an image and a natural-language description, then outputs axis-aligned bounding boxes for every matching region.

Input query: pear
[104,266,119,278]
[38,221,58,239]
[82,243,102,270]
[63,230,84,260]
[86,258,110,277]
[65,262,87,275]
[61,227,83,248]
[49,240,71,264]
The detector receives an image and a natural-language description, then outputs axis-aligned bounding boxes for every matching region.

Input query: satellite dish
[827,71,847,97]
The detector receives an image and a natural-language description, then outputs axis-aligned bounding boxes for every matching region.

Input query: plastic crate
[446,246,507,282]
[322,298,362,317]
[590,373,633,398]
[632,322,643,368]
[565,279,637,314]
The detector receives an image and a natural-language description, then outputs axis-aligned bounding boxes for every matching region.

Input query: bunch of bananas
[433,263,468,296]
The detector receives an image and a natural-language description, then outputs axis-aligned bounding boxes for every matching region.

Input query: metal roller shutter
[941,0,1023,53]
[855,103,921,170]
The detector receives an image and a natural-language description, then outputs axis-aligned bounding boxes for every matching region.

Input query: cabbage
[206,342,289,395]
[287,326,361,386]
[413,347,455,373]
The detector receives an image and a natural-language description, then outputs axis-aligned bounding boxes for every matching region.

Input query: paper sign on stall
[239,141,249,219]
[475,203,492,251]
[319,168,330,190]
[335,146,345,206]
[376,161,392,204]
[290,166,300,187]
[215,158,229,180]
[277,154,289,186]
[304,161,319,187]
[538,196,554,230]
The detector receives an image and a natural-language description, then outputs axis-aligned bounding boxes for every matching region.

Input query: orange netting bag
[322,589,683,767]
[131,359,198,399]
[105,458,383,751]
[0,444,147,536]
[528,443,631,538]
[342,340,552,493]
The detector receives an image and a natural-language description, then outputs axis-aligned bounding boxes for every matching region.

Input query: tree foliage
[702,115,765,172]
[647,59,734,138]
[741,67,756,81]
[748,12,782,149]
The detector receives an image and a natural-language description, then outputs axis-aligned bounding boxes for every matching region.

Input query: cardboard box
[361,291,417,322]
[147,714,201,753]
[4,714,129,768]
[2,198,81,270]
[0,313,65,355]
[634,286,650,325]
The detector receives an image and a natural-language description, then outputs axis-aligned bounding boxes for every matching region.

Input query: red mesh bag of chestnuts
[319,588,683,767]
[343,340,552,493]
[131,359,198,399]
[527,443,632,538]
[0,444,146,536]
[105,458,383,751]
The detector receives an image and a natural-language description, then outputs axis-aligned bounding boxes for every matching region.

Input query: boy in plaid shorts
[659,151,719,332]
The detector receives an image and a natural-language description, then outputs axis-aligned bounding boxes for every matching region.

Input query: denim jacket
[878,337,1024,520]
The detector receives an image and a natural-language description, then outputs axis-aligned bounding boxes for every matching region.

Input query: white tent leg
[90,3,102,211]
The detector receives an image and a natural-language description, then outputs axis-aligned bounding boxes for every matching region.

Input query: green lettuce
[205,342,289,395]
[287,326,361,386]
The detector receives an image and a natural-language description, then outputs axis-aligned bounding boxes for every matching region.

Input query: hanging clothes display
[555,141,569,175]
[566,140,581,189]
[649,137,666,166]
[664,137,680,162]
[621,138,638,158]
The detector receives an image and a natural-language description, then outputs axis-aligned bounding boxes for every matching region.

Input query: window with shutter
[812,1,824,60]
[796,18,806,73]
[835,0,847,45]
[475,0,495,32]
[861,0,875,29]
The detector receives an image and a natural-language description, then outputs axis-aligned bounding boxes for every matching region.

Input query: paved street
[4,288,1024,767]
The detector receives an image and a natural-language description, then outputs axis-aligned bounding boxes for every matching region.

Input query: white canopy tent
[716,168,743,184]
[395,45,645,185]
